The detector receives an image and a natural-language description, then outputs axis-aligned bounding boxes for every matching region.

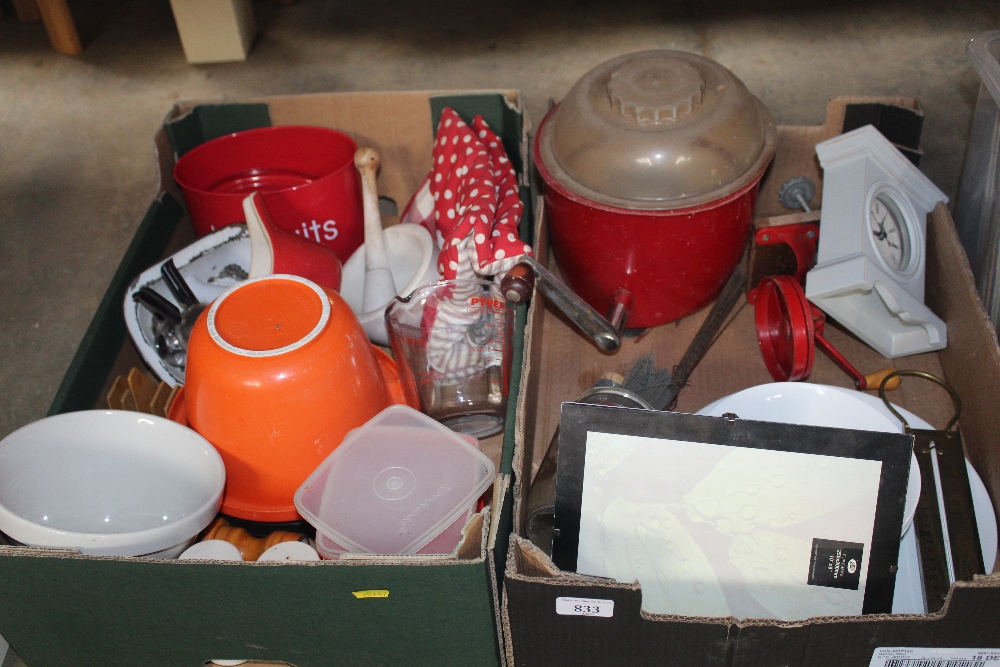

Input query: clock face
[869,192,911,273]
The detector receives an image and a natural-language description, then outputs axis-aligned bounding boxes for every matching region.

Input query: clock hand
[872,211,888,240]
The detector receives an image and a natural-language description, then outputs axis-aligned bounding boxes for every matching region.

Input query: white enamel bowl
[696,382,921,535]
[0,411,225,558]
[697,382,998,615]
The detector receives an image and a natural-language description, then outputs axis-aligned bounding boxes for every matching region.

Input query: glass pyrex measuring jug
[385,278,514,439]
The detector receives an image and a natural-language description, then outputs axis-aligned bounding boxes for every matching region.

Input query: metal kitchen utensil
[878,370,985,612]
[525,354,672,555]
[502,255,623,352]
[161,259,208,324]
[161,259,199,310]
[661,248,749,410]
[156,259,208,369]
[132,287,188,366]
[133,286,181,324]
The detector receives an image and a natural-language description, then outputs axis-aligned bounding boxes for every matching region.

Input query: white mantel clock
[805,125,948,359]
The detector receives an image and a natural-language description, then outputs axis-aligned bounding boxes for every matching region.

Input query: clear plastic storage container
[954,31,1000,326]
[294,405,495,556]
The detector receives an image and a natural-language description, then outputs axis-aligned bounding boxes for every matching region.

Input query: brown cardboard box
[503,97,1000,667]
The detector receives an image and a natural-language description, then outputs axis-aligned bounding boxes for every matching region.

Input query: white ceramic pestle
[354,147,398,313]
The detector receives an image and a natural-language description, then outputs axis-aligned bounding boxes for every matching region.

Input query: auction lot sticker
[555,597,614,618]
[870,647,1000,666]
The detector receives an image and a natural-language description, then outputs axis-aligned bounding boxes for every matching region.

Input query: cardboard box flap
[726,579,1000,667]
[505,542,732,666]
[164,102,272,157]
[0,546,498,667]
[926,200,1000,506]
[506,537,1000,667]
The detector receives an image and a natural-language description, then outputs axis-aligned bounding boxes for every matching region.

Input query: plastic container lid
[294,405,495,556]
[538,49,777,211]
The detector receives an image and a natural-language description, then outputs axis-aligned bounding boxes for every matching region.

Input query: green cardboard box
[0,90,529,667]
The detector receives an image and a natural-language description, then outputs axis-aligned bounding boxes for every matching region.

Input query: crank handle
[814,333,900,391]
[861,367,901,392]
[501,256,622,352]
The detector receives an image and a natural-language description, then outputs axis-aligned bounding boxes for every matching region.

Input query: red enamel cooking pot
[534,50,777,331]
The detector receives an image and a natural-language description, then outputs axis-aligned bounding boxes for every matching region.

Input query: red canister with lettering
[174,125,364,262]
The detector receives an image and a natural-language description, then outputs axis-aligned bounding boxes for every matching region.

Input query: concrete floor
[0,0,994,663]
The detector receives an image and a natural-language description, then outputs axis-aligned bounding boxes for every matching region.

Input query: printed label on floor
[870,646,1000,666]
[555,596,614,618]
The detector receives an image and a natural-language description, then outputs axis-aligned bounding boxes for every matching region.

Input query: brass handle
[878,370,961,431]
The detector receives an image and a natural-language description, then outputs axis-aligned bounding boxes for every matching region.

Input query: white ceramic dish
[340,223,441,346]
[0,410,226,558]
[257,541,320,562]
[696,383,998,615]
[179,539,243,561]
[697,382,921,535]
[124,224,250,385]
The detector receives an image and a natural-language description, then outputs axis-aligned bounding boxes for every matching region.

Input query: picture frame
[551,403,913,619]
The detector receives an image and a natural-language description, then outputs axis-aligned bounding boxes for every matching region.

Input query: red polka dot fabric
[401,107,532,281]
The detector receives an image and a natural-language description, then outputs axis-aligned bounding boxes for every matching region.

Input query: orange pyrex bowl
[184,273,413,522]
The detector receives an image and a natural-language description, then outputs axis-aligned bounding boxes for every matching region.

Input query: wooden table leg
[34,0,83,55]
